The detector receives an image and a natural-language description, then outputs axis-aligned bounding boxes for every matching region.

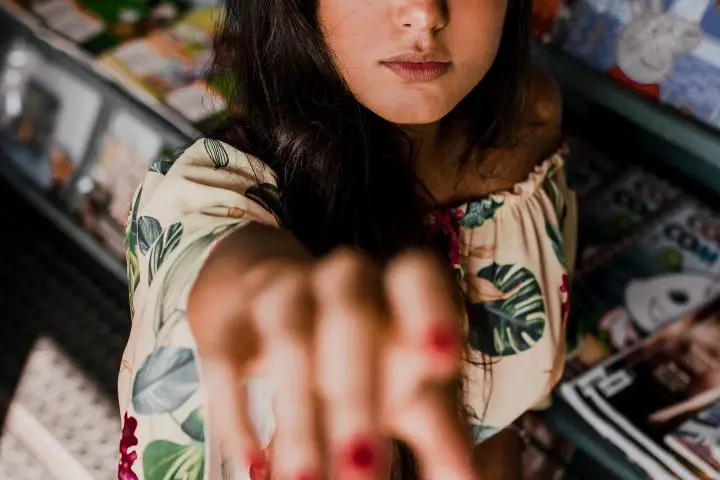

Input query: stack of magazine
[560,137,720,479]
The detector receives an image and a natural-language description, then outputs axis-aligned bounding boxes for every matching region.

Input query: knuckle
[314,249,377,294]
[252,266,314,335]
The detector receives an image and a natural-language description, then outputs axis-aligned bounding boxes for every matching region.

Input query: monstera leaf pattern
[246,183,284,225]
[143,439,204,480]
[149,160,174,175]
[138,216,162,256]
[545,221,568,271]
[467,263,546,357]
[203,138,230,169]
[460,198,504,229]
[148,222,183,285]
[126,187,143,316]
[132,347,199,415]
[542,164,566,226]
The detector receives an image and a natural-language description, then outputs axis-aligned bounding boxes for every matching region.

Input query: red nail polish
[344,438,376,472]
[426,325,460,353]
[248,454,270,480]
[295,472,317,480]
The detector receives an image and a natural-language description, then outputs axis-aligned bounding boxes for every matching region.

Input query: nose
[393,0,448,32]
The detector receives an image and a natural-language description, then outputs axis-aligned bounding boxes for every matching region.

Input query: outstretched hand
[190,250,478,480]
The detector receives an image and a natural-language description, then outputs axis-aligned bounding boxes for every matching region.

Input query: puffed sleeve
[117,138,281,480]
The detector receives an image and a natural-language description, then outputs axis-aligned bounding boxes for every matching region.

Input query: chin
[362,90,460,125]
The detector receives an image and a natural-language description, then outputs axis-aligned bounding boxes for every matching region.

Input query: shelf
[0,3,200,141]
[532,43,720,196]
[0,152,126,286]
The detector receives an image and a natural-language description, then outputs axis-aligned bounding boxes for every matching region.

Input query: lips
[381,61,451,82]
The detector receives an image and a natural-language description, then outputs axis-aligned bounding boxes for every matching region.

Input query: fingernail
[425,325,461,354]
[295,471,318,480]
[342,437,377,473]
[248,454,270,480]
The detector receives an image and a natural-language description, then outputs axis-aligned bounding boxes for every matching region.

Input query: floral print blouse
[118,138,577,480]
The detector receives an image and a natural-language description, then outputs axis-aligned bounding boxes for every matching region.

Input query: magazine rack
[2,5,720,480]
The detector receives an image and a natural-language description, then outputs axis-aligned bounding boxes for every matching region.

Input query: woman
[118,0,576,478]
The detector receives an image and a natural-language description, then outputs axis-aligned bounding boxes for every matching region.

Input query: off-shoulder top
[117,138,577,480]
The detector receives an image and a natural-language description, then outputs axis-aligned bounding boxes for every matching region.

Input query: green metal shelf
[532,43,720,196]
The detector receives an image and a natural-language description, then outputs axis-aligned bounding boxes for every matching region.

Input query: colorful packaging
[10,0,205,54]
[563,0,720,130]
[98,6,226,127]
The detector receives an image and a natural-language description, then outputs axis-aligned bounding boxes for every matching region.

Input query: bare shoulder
[518,66,563,157]
[468,68,564,195]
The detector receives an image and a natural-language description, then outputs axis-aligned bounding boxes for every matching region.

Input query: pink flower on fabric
[560,274,570,328]
[428,208,464,268]
[118,412,139,480]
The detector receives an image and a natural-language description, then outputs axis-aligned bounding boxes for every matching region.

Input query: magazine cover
[567,200,720,379]
[576,166,684,258]
[563,295,720,479]
[98,6,226,127]
[7,0,209,54]
[563,135,624,201]
[665,401,720,478]
[75,111,177,257]
[562,0,720,131]
[0,40,101,194]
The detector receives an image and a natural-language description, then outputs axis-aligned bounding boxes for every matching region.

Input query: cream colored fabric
[117,139,576,480]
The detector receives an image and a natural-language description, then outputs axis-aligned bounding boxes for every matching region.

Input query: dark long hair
[212,0,531,259]
[211,0,531,476]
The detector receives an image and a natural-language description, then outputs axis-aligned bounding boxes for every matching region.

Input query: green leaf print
[203,138,230,169]
[154,223,239,334]
[125,187,143,316]
[132,347,199,415]
[149,160,174,175]
[545,220,568,271]
[138,216,162,255]
[143,440,204,480]
[181,408,205,442]
[471,425,500,443]
[460,198,504,229]
[148,222,184,286]
[467,263,546,357]
[246,183,284,224]
[543,172,566,226]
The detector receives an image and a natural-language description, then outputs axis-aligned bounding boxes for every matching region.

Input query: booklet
[567,200,720,380]
[562,295,720,479]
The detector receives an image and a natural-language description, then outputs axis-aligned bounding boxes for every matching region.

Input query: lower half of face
[319,0,508,125]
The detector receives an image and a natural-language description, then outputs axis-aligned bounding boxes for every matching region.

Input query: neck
[399,122,444,167]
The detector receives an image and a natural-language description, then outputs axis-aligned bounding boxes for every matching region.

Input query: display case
[2,2,720,479]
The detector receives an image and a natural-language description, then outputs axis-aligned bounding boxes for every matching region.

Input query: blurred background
[1,0,720,479]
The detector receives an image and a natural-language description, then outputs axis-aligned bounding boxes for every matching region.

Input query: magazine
[562,296,720,479]
[563,135,624,201]
[8,0,202,54]
[576,166,684,259]
[665,401,720,479]
[98,6,226,127]
[567,200,720,380]
[0,39,101,193]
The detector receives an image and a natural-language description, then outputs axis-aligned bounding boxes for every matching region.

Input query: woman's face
[318,0,508,125]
